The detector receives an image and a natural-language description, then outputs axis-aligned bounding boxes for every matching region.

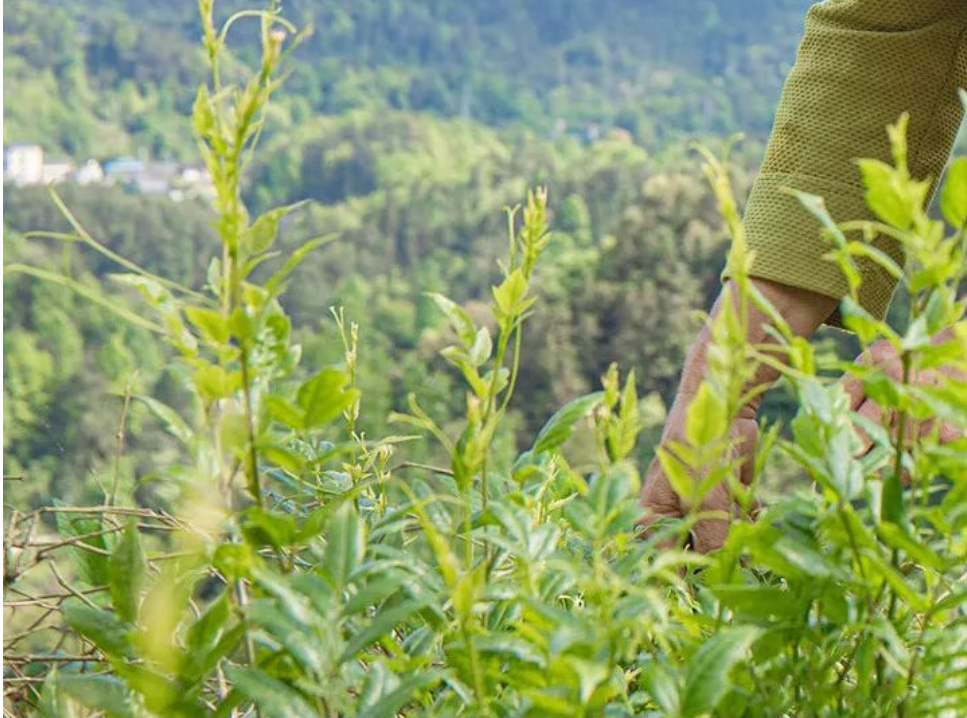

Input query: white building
[73,159,105,185]
[3,144,44,185]
[170,166,216,202]
[41,159,74,184]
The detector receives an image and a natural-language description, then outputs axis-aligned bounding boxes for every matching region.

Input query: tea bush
[4,4,966,717]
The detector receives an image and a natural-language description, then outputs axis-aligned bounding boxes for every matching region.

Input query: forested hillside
[4,0,824,505]
[5,0,809,157]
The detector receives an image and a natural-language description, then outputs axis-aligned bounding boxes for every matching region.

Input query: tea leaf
[109,520,145,624]
[228,667,317,718]
[681,626,760,717]
[323,502,367,591]
[940,156,967,229]
[64,602,133,660]
[532,391,604,455]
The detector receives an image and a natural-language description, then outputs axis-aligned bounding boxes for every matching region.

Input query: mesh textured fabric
[735,0,967,325]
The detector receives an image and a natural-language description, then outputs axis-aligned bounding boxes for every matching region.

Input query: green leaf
[685,382,727,447]
[338,599,426,664]
[185,306,229,345]
[428,292,476,346]
[469,326,492,367]
[475,634,545,667]
[192,84,217,142]
[53,509,110,587]
[940,156,967,229]
[248,601,326,675]
[358,671,442,718]
[64,602,133,660]
[656,445,695,504]
[265,396,306,430]
[881,467,905,525]
[34,670,77,718]
[241,202,309,258]
[265,234,338,297]
[492,268,529,320]
[681,626,760,718]
[857,158,913,229]
[865,553,930,612]
[218,411,249,455]
[609,370,641,460]
[56,674,137,718]
[323,502,367,591]
[135,395,192,444]
[297,367,360,429]
[228,667,318,718]
[194,363,240,401]
[213,543,255,582]
[109,520,145,624]
[532,392,605,455]
[342,575,408,617]
[641,661,680,716]
[296,503,336,543]
[186,592,231,656]
[787,189,848,247]
[186,623,245,686]
[241,507,297,550]
[240,208,282,256]
[711,585,803,620]
[878,522,944,570]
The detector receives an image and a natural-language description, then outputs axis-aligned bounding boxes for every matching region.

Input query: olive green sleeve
[734,0,967,325]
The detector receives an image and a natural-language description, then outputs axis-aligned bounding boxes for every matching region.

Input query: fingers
[691,516,731,555]
[690,502,758,555]
[844,340,900,413]
[846,338,965,454]
[734,418,759,488]
[637,458,685,549]
[690,483,758,555]
[854,397,887,455]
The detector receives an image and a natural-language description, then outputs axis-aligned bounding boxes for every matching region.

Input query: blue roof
[103,157,144,172]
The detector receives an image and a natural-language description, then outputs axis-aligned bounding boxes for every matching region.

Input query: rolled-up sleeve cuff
[726,171,901,328]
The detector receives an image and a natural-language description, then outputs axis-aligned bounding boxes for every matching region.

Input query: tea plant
[4,3,966,717]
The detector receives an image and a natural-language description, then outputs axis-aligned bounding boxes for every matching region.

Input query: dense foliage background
[4,0,825,506]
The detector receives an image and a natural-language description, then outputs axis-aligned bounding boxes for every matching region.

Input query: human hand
[844,333,965,459]
[638,403,759,553]
[638,278,838,553]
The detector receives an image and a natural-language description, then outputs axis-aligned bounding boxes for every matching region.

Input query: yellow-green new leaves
[429,293,477,346]
[685,382,728,449]
[185,306,229,345]
[857,113,929,231]
[240,201,309,260]
[492,269,534,323]
[519,187,552,277]
[532,392,605,455]
[940,156,967,230]
[607,370,642,462]
[857,158,923,231]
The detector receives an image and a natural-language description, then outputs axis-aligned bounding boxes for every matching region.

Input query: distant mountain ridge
[4,0,812,159]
